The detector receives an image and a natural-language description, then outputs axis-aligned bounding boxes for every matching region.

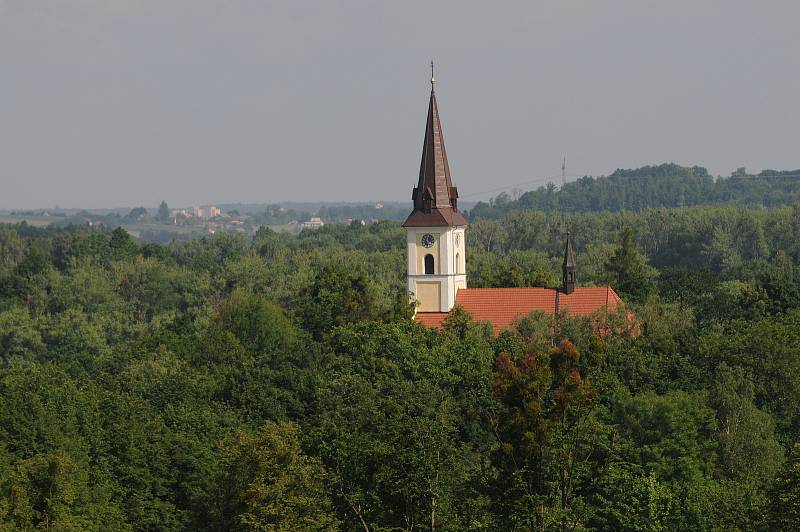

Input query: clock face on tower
[421,234,435,248]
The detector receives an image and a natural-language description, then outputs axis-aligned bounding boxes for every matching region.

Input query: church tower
[403,67,468,313]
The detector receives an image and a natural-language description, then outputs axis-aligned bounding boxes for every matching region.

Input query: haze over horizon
[2,0,799,210]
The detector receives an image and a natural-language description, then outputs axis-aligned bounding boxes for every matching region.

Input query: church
[404,73,624,334]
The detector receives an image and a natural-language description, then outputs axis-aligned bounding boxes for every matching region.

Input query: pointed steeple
[403,69,468,227]
[562,232,577,294]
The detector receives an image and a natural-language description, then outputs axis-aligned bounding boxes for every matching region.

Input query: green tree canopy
[214,421,338,531]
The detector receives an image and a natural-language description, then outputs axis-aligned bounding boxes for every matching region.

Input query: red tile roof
[415,286,623,334]
[415,312,450,329]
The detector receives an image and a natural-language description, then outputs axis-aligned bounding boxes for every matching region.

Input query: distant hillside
[468,163,800,219]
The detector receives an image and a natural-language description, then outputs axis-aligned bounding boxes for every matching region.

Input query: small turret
[562,232,577,294]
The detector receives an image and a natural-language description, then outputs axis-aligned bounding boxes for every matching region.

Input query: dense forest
[2,195,800,529]
[469,164,800,218]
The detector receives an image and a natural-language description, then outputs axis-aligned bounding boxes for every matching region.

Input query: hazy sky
[2,0,799,209]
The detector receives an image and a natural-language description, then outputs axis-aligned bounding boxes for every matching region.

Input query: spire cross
[430,60,436,89]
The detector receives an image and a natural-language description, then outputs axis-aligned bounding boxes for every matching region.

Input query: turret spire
[562,231,577,294]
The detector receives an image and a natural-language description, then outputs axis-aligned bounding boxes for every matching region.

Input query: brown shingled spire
[403,69,468,228]
[562,232,577,294]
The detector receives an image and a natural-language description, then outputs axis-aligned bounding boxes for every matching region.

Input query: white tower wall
[406,226,467,313]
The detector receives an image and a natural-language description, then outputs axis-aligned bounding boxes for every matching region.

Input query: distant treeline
[468,163,800,219]
[316,203,408,223]
[246,203,409,225]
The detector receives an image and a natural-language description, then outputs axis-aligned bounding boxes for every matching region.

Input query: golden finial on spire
[430,60,436,89]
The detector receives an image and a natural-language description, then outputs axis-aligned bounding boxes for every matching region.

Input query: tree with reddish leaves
[490,339,601,531]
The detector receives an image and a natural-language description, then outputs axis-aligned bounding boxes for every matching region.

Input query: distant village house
[302,217,325,229]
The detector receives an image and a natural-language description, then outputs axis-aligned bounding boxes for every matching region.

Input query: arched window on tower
[455,253,461,274]
[424,254,435,275]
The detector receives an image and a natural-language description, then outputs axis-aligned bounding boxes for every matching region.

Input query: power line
[460,172,587,199]
[459,175,560,199]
